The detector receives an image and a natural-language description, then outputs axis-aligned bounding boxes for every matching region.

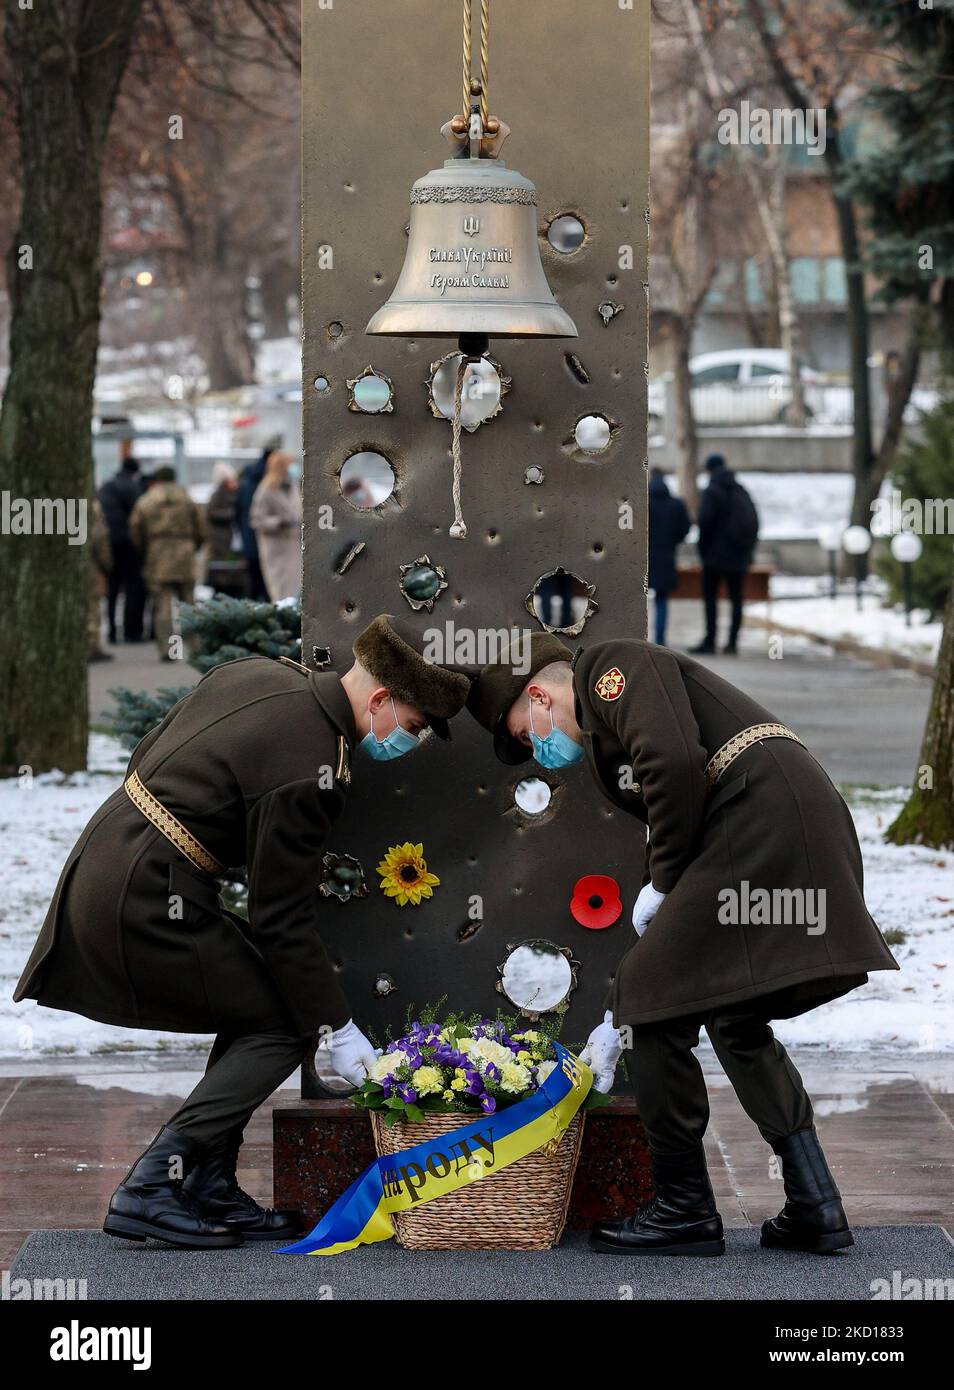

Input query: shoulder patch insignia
[595,667,626,702]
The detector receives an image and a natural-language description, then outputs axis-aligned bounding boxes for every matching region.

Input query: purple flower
[480,1095,497,1114]
[396,1084,417,1103]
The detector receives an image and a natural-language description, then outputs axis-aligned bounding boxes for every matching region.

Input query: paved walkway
[2,1047,952,1273]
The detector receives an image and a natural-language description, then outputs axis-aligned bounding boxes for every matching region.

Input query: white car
[649,349,822,426]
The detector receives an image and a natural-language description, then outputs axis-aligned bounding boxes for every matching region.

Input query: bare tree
[0,0,299,776]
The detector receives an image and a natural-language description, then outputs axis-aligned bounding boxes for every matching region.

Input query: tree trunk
[671,316,699,516]
[886,571,954,849]
[0,1,142,776]
[753,159,807,426]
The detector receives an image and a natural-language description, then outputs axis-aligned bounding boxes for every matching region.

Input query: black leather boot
[689,640,716,655]
[182,1133,303,1241]
[590,1144,725,1256]
[103,1126,242,1248]
[761,1126,854,1254]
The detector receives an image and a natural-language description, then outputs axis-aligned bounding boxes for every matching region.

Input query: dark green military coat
[14,658,355,1037]
[571,640,899,1027]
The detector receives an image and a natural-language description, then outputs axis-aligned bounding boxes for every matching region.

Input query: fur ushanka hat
[353,614,471,739]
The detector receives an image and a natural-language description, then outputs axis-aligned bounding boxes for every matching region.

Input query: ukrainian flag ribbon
[279,1042,591,1256]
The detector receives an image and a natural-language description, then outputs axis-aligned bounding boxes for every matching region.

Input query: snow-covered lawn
[748,585,942,665]
[1,740,951,1057]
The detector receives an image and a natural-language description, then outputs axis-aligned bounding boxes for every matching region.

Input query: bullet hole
[403,222,411,237]
[313,376,330,393]
[404,927,414,939]
[476,782,488,795]
[575,414,613,455]
[512,884,524,896]
[486,528,500,543]
[564,353,590,385]
[532,420,544,431]
[335,541,366,575]
[344,181,355,192]
[374,973,396,997]
[319,853,369,902]
[339,451,395,507]
[326,321,344,341]
[592,541,604,555]
[525,465,545,485]
[458,919,482,942]
[312,644,333,668]
[527,567,598,635]
[373,273,383,284]
[453,593,465,605]
[467,855,478,867]
[620,199,629,211]
[547,214,586,253]
[340,600,357,619]
[514,778,551,814]
[598,301,624,326]
[607,275,618,286]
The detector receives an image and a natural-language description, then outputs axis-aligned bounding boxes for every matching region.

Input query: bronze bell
[366,155,578,342]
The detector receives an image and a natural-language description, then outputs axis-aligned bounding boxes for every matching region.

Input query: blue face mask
[528,697,584,769]
[360,698,419,761]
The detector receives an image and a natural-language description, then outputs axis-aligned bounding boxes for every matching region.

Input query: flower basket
[370,1109,584,1250]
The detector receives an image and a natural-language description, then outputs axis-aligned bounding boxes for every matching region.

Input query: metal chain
[449,355,468,539]
[461,0,490,127]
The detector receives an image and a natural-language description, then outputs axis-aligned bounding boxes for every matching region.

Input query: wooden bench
[671,563,773,602]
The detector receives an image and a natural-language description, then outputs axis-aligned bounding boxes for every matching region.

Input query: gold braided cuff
[124,769,223,876]
[704,722,804,786]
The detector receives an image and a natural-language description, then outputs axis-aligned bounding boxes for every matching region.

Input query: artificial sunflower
[376,842,440,907]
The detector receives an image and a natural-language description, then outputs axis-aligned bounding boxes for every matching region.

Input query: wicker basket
[370,1109,584,1250]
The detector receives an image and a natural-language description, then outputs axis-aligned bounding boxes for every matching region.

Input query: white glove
[329,1018,380,1087]
[579,1010,623,1093]
[632,882,667,936]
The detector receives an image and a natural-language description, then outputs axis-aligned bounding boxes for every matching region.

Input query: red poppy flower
[570,874,623,929]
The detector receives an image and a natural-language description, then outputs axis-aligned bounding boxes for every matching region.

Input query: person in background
[690,453,759,657]
[235,446,275,601]
[648,468,690,647]
[249,450,303,603]
[98,457,146,644]
[205,462,245,597]
[87,499,114,664]
[129,466,206,660]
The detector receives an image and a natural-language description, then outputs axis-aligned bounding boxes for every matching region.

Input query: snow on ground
[771,789,954,1054]
[0,735,210,1060]
[0,741,950,1057]
[748,584,942,665]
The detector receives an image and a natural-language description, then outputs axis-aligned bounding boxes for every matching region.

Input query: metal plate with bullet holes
[302,0,648,1096]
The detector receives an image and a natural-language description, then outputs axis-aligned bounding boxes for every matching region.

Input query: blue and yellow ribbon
[280,1042,591,1256]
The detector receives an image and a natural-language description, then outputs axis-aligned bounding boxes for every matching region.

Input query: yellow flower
[451,1077,467,1091]
[412,1066,443,1097]
[516,1049,532,1064]
[376,842,440,907]
[442,1089,455,1102]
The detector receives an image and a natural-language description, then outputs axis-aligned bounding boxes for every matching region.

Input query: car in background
[649,349,823,426]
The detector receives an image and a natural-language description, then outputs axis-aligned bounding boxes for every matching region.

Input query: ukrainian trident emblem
[462,214,480,237]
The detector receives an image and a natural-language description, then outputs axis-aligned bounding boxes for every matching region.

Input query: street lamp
[842,525,872,612]
[817,524,842,600]
[890,531,923,627]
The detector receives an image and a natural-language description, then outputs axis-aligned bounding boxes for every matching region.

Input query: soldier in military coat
[468,632,899,1258]
[14,615,469,1249]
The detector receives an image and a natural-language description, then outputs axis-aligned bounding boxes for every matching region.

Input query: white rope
[449,355,467,539]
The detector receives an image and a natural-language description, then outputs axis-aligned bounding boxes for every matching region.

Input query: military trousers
[168,1029,313,1150]
[625,1000,814,1155]
[150,580,193,656]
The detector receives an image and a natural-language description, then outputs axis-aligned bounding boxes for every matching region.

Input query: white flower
[499,1062,531,1094]
[473,1038,513,1071]
[535,1059,557,1084]
[368,1049,409,1082]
